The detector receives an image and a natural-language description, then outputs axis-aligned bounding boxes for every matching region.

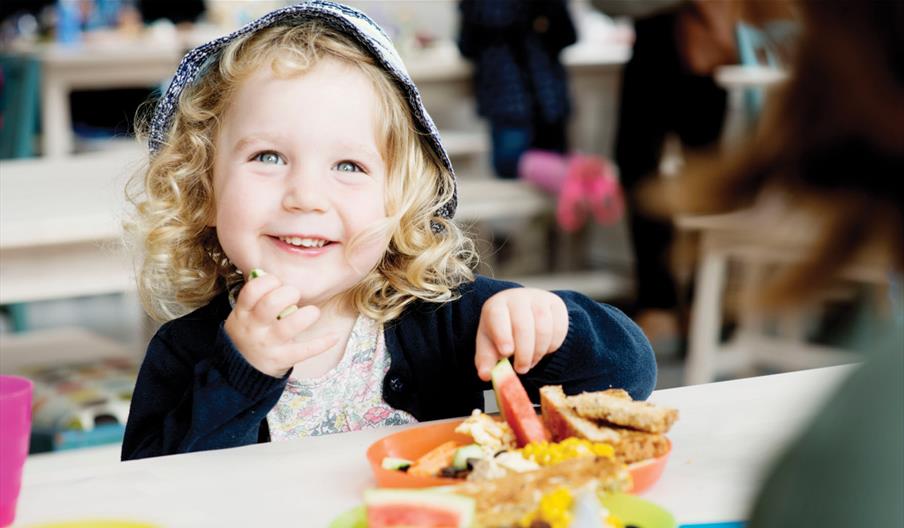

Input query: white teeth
[279,236,327,248]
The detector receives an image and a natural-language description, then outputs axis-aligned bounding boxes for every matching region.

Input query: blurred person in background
[591,0,740,353]
[138,0,204,27]
[457,0,576,179]
[660,0,903,524]
[67,0,207,140]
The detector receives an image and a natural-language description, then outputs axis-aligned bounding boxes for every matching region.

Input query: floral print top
[266,314,418,439]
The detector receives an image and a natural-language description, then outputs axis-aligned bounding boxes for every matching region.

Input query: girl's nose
[282,168,330,213]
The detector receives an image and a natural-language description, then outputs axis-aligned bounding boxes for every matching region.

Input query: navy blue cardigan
[122,276,656,460]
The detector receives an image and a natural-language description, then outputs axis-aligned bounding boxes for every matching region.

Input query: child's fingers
[271,305,321,342]
[482,301,514,358]
[550,298,569,351]
[281,333,340,365]
[531,303,554,368]
[234,273,281,313]
[252,284,302,323]
[508,298,535,374]
[474,329,500,381]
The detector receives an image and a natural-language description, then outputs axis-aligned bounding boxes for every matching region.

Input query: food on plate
[364,488,475,528]
[454,409,517,451]
[520,485,626,528]
[569,391,678,434]
[465,436,617,483]
[491,359,550,446]
[520,436,615,467]
[407,440,460,477]
[377,358,677,493]
[364,363,679,525]
[381,457,413,471]
[541,386,674,465]
[454,455,631,527]
[452,444,486,471]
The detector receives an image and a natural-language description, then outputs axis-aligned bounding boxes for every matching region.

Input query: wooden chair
[678,210,883,385]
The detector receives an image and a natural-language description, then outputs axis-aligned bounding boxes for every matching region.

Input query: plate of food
[367,359,678,494]
[329,489,676,528]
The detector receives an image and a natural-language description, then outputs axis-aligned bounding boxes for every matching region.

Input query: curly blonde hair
[126,21,477,322]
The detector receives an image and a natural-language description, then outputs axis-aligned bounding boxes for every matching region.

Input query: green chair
[1,54,41,331]
[0,53,41,159]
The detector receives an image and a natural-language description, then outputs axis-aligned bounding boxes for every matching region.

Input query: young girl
[122,1,655,460]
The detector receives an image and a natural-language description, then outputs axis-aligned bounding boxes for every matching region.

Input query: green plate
[329,493,675,528]
[601,493,676,528]
[329,506,366,528]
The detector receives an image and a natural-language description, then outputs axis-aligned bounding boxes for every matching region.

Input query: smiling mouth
[275,235,335,249]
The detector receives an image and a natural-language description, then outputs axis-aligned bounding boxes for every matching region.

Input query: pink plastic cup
[0,375,33,527]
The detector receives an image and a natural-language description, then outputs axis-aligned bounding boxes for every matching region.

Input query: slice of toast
[540,385,621,443]
[540,385,671,464]
[600,388,632,400]
[569,391,678,434]
[613,430,671,464]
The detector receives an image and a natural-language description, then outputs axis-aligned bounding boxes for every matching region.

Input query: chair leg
[733,259,768,373]
[685,241,728,385]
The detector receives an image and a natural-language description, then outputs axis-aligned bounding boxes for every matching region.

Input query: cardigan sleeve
[458,276,657,400]
[121,321,288,460]
[384,275,656,422]
[522,290,657,400]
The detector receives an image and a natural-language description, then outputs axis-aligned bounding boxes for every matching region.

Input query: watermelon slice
[364,489,475,528]
[491,358,550,447]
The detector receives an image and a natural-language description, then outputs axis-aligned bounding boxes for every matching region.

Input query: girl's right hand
[224,270,339,378]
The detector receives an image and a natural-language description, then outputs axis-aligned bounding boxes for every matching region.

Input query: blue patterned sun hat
[147,1,456,219]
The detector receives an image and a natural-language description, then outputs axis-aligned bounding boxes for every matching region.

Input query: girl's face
[212,56,390,307]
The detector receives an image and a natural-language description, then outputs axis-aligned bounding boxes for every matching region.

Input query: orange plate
[366,419,671,493]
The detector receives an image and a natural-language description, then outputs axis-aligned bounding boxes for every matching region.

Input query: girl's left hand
[475,288,569,381]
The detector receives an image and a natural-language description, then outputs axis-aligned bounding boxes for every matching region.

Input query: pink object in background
[572,154,624,226]
[518,149,570,194]
[0,375,33,527]
[519,150,624,232]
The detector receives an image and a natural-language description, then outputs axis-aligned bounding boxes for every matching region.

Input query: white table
[12,365,854,527]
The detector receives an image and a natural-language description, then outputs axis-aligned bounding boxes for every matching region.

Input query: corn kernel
[519,486,573,528]
[607,513,625,528]
[516,438,615,466]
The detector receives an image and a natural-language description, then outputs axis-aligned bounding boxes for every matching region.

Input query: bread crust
[540,385,621,443]
[540,385,673,464]
[570,392,679,434]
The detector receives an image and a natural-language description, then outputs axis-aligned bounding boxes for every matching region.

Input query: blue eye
[335,160,364,173]
[252,151,286,165]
